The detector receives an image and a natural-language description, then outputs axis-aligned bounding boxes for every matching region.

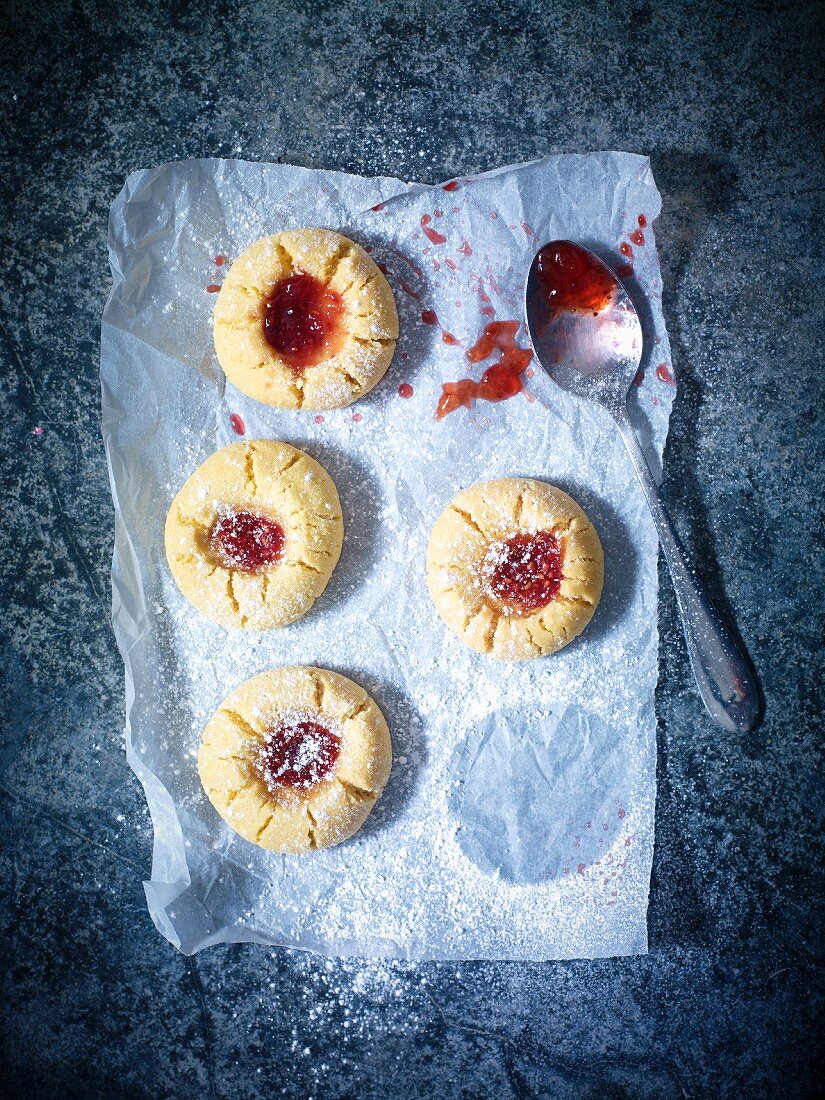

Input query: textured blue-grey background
[0,1,822,1097]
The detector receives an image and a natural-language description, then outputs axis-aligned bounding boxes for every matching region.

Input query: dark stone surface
[1,0,822,1096]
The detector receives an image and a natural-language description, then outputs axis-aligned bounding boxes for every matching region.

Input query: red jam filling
[536,241,616,315]
[263,272,345,371]
[256,716,341,792]
[483,530,563,614]
[436,321,533,419]
[210,510,285,572]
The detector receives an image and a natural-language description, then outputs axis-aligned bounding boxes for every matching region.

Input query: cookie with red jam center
[198,666,392,852]
[426,478,604,660]
[213,228,398,410]
[164,441,343,630]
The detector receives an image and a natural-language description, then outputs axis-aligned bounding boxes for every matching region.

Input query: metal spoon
[524,240,761,733]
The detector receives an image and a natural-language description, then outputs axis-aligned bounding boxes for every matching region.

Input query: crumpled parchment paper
[101,152,673,958]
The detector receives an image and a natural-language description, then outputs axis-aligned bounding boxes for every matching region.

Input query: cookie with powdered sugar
[213,228,398,410]
[164,440,342,630]
[427,478,604,660]
[198,666,392,853]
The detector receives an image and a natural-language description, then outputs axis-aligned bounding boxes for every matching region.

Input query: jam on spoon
[535,240,617,316]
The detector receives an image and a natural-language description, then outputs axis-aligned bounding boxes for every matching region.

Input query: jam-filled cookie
[213,228,398,410]
[198,666,392,852]
[165,441,343,630]
[426,478,604,660]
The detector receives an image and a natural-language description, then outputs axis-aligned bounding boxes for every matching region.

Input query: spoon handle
[613,412,762,733]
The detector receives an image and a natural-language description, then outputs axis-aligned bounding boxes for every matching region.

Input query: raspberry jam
[482,530,563,614]
[421,214,447,245]
[263,273,345,371]
[421,308,459,345]
[536,241,616,315]
[436,321,533,418]
[210,510,285,572]
[255,715,341,793]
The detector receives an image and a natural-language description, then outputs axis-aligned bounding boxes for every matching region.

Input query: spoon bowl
[525,241,642,411]
[525,240,761,734]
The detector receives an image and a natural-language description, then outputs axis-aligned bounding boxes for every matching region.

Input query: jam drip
[483,530,563,615]
[536,241,616,315]
[436,321,532,419]
[263,272,345,371]
[256,715,341,793]
[210,510,285,573]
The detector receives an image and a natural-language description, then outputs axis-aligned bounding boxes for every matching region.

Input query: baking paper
[101,153,673,958]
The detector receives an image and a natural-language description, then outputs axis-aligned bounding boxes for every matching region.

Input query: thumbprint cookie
[165,441,343,630]
[198,666,392,852]
[426,478,604,660]
[213,228,398,410]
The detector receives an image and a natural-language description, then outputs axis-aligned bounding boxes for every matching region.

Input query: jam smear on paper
[421,309,459,346]
[421,214,447,245]
[436,320,532,419]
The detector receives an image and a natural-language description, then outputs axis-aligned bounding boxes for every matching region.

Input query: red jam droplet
[535,241,617,316]
[619,242,633,258]
[256,716,341,792]
[483,530,563,614]
[421,309,458,344]
[263,273,345,372]
[442,180,460,191]
[214,255,226,265]
[398,382,414,398]
[206,283,221,293]
[655,362,675,385]
[436,321,532,419]
[629,227,645,246]
[210,510,285,572]
[637,214,647,228]
[421,214,447,245]
[229,413,245,436]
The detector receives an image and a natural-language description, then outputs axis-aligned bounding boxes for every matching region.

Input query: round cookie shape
[426,478,604,660]
[213,228,399,410]
[165,441,343,630]
[198,667,392,853]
